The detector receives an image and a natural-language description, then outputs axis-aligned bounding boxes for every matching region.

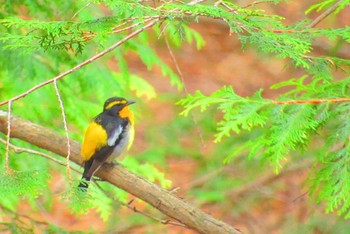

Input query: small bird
[78,97,135,188]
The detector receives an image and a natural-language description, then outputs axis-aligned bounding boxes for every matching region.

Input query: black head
[103,97,135,114]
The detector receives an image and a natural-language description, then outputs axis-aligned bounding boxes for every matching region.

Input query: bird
[78,97,135,189]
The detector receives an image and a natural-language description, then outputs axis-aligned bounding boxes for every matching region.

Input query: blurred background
[1,0,350,233]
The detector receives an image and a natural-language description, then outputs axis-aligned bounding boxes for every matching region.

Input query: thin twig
[215,1,248,34]
[291,191,309,203]
[169,187,180,194]
[53,79,72,182]
[188,0,206,5]
[216,96,350,106]
[112,22,144,34]
[82,17,157,42]
[112,20,130,31]
[215,96,350,106]
[243,0,346,29]
[71,2,92,20]
[0,138,81,174]
[185,166,228,189]
[0,204,49,227]
[307,0,346,28]
[272,97,350,105]
[162,32,185,89]
[114,15,161,27]
[5,101,12,173]
[227,162,312,198]
[0,19,160,107]
[162,27,207,151]
[216,0,238,14]
[94,182,188,229]
[243,0,275,8]
[112,18,154,34]
[158,21,169,39]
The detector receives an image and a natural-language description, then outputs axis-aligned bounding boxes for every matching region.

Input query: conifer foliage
[1,0,350,232]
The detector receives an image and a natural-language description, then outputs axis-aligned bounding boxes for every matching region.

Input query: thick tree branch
[0,111,241,234]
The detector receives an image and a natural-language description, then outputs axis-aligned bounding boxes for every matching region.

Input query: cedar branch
[271,97,350,105]
[307,0,347,28]
[0,19,159,107]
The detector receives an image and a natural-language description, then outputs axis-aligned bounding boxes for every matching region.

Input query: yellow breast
[81,121,108,161]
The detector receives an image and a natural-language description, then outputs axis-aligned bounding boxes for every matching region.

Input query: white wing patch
[107,126,123,146]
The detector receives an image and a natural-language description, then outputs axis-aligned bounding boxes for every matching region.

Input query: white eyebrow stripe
[107,126,123,146]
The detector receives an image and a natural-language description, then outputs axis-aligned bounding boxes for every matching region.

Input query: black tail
[78,159,93,189]
[78,149,111,190]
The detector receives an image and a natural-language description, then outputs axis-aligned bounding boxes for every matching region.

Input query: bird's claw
[104,161,120,168]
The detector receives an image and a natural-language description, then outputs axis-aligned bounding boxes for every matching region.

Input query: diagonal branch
[271,97,350,105]
[0,19,159,107]
[0,137,81,174]
[0,111,241,234]
[162,29,207,151]
[307,0,347,28]
[94,182,188,229]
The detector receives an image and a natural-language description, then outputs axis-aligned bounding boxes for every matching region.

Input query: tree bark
[0,111,241,234]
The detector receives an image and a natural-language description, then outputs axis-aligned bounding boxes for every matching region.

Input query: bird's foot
[103,161,120,168]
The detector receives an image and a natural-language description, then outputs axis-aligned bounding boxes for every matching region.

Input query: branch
[94,182,188,229]
[53,80,72,181]
[307,0,347,28]
[271,97,350,105]
[0,19,159,107]
[162,28,207,150]
[0,204,50,231]
[227,162,312,199]
[0,138,81,174]
[0,111,241,234]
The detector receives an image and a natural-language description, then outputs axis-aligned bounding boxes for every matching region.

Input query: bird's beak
[127,100,136,106]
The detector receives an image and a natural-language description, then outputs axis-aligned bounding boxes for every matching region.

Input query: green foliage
[179,74,350,214]
[2,0,350,231]
[313,147,350,217]
[64,184,114,222]
[0,170,50,210]
[0,0,183,230]
[179,86,323,167]
[305,0,350,14]
[309,102,350,218]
